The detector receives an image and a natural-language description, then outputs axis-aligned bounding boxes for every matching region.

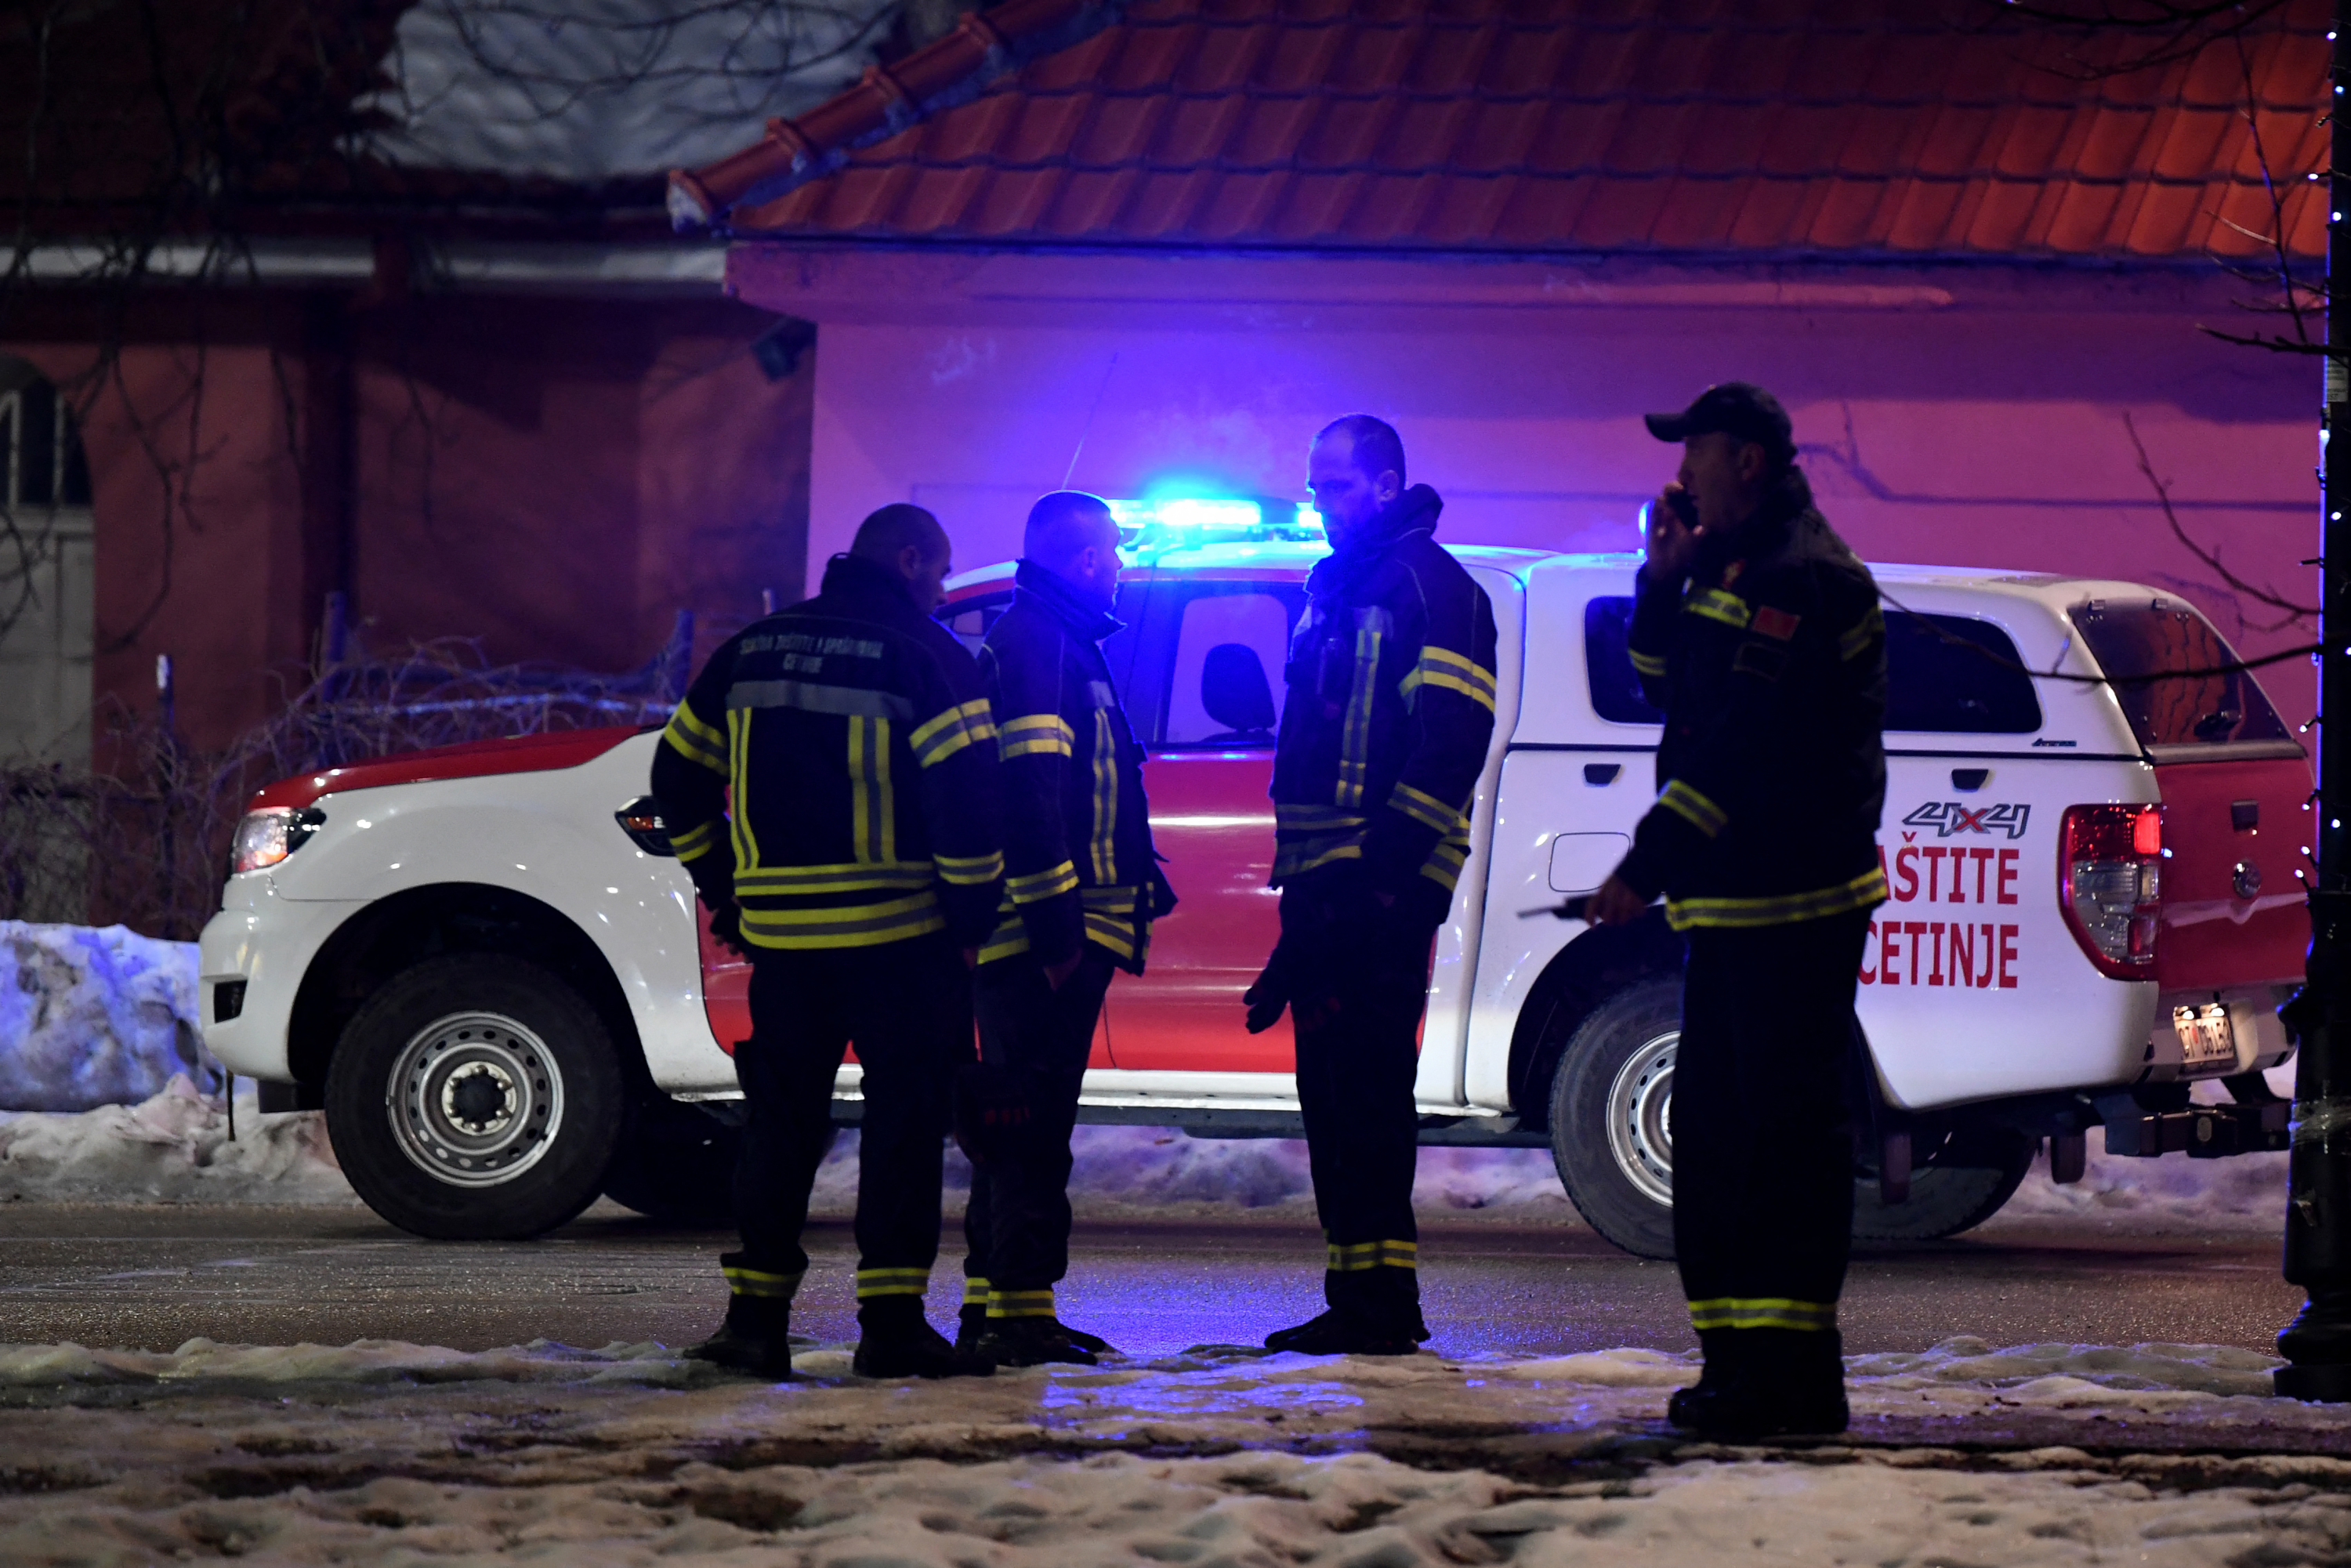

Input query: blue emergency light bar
[1107,497,1323,549]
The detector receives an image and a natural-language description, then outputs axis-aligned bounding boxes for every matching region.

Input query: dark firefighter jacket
[1614,469,1889,931]
[650,552,1004,952]
[977,560,1169,972]
[1270,483,1499,908]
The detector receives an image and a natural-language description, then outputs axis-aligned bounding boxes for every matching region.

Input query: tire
[602,1096,741,1225]
[1851,1128,2037,1244]
[1545,979,2036,1262]
[324,954,625,1240]
[1549,976,1683,1260]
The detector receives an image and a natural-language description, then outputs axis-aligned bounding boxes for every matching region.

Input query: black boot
[955,1301,989,1355]
[1672,1329,1847,1439]
[853,1298,995,1379]
[1666,1328,1740,1429]
[1261,1306,1419,1357]
[686,1290,797,1379]
[974,1315,1100,1367]
[1052,1320,1116,1356]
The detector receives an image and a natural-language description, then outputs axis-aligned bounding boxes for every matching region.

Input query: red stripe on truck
[246,726,643,811]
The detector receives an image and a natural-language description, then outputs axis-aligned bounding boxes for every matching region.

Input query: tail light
[2059,804,2164,979]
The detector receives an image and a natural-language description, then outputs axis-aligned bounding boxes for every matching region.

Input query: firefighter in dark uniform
[1585,383,1889,1438]
[652,503,1003,1381]
[958,491,1171,1368]
[1244,415,1498,1356]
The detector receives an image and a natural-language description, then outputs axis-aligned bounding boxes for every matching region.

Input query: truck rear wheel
[1548,977,1683,1259]
[1852,1130,2037,1244]
[1545,980,2034,1260]
[324,955,625,1240]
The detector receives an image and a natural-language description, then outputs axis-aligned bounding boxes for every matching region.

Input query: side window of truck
[1581,596,2042,733]
[940,593,1011,657]
[1161,587,1304,747]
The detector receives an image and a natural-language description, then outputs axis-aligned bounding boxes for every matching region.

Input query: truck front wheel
[324,955,625,1240]
[1545,979,2034,1260]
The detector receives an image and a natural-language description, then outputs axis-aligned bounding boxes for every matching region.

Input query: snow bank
[2004,1132,2289,1229]
[0,922,210,1110]
[0,1075,353,1204]
[10,1439,2346,1568]
[0,1330,2286,1403]
[809,1124,1571,1215]
[2,1333,2349,1566]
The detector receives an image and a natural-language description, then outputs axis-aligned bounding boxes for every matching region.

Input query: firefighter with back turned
[1584,382,1889,1437]
[956,491,1172,1368]
[1243,415,1499,1356]
[651,503,1003,1381]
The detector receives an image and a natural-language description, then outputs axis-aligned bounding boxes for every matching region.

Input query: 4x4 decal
[1902,801,2031,840]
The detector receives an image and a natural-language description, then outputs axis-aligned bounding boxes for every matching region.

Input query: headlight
[230,807,324,875]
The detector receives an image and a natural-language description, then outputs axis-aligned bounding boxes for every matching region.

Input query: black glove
[1243,940,1291,1034]
[707,899,751,960]
[953,1061,1033,1164]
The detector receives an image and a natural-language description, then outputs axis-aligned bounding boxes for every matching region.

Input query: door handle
[1584,763,1621,786]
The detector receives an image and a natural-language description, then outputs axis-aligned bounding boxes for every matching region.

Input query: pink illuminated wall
[732,250,2320,730]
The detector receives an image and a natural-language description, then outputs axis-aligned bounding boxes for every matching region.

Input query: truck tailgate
[2155,753,2310,990]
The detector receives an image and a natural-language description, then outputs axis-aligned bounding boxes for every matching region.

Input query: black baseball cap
[1644,382,1795,463]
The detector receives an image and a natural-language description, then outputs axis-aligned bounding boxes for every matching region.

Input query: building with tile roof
[675,0,2330,728]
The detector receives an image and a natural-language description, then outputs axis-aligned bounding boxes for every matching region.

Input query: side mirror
[1201,643,1277,738]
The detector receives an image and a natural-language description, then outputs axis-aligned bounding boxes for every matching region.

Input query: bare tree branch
[2124,408,2320,620]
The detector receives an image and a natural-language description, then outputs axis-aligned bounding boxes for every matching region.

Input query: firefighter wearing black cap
[1585,382,1889,1438]
[1244,414,1498,1356]
[956,491,1171,1369]
[652,503,1003,1382]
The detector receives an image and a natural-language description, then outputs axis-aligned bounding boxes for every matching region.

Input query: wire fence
[0,610,692,940]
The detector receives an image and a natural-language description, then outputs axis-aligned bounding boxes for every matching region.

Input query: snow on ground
[0,1334,2348,1565]
[0,918,2297,1224]
[0,1075,2298,1227]
[0,1077,350,1204]
[0,922,211,1111]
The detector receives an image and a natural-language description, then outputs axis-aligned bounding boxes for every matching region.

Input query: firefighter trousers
[1672,909,1874,1342]
[1286,889,1438,1335]
[728,932,971,1313]
[960,945,1117,1319]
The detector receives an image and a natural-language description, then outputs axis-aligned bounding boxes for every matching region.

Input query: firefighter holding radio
[1244,415,1499,1356]
[957,490,1172,1369]
[1584,382,1889,1438]
[652,503,1004,1382]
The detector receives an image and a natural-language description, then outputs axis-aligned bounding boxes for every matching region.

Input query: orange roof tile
[672,0,2327,262]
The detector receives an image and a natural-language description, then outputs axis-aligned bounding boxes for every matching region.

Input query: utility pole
[2279,0,2351,1403]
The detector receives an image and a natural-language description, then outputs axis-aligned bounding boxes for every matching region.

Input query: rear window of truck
[1584,596,2042,733]
[2069,597,2292,750]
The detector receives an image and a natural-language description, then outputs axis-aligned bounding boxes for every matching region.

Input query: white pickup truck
[201,534,2309,1253]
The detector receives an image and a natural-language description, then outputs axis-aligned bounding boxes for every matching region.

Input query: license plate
[2172,1002,2237,1073]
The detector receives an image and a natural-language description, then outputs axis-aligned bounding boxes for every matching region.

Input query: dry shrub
[0,617,689,940]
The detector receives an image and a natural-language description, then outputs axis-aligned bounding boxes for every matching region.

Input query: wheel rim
[385,1011,563,1188]
[1605,1030,1677,1206]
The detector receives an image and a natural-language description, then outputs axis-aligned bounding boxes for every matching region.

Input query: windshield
[2068,597,2292,750]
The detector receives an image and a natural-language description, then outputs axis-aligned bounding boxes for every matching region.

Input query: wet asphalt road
[0,1203,2301,1360]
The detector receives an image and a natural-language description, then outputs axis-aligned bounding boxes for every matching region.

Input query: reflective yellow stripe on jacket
[1271,803,1367,882]
[1399,646,1497,712]
[1334,610,1389,809]
[910,698,995,768]
[1665,867,1888,932]
[847,715,896,864]
[661,704,728,774]
[738,892,946,951]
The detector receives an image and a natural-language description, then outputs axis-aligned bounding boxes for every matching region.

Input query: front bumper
[199,875,364,1081]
